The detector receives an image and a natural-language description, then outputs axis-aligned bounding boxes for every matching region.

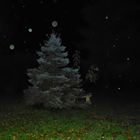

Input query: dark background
[0,0,140,102]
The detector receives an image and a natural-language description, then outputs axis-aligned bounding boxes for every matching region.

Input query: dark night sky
[0,0,140,99]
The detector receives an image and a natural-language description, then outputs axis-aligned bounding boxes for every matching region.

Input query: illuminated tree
[24,33,85,109]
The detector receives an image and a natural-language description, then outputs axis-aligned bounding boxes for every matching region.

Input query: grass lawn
[0,98,140,140]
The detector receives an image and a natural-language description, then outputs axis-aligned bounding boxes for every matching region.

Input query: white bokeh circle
[9,44,15,50]
[28,28,33,32]
[52,21,58,27]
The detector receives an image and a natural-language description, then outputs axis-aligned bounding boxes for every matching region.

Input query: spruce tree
[24,33,84,109]
[72,50,80,69]
[85,65,99,83]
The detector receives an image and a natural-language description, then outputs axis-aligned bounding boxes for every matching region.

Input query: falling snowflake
[9,44,15,50]
[126,57,130,61]
[52,21,58,27]
[113,44,116,47]
[23,41,27,44]
[105,16,109,20]
[40,1,43,4]
[21,4,25,8]
[53,0,57,3]
[128,36,131,39]
[3,35,7,39]
[28,28,33,32]
[117,87,121,90]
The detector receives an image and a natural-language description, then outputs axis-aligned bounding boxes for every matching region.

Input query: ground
[0,90,140,140]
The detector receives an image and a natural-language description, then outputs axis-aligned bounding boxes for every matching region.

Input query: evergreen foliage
[24,33,85,109]
[72,50,80,69]
[85,65,99,83]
